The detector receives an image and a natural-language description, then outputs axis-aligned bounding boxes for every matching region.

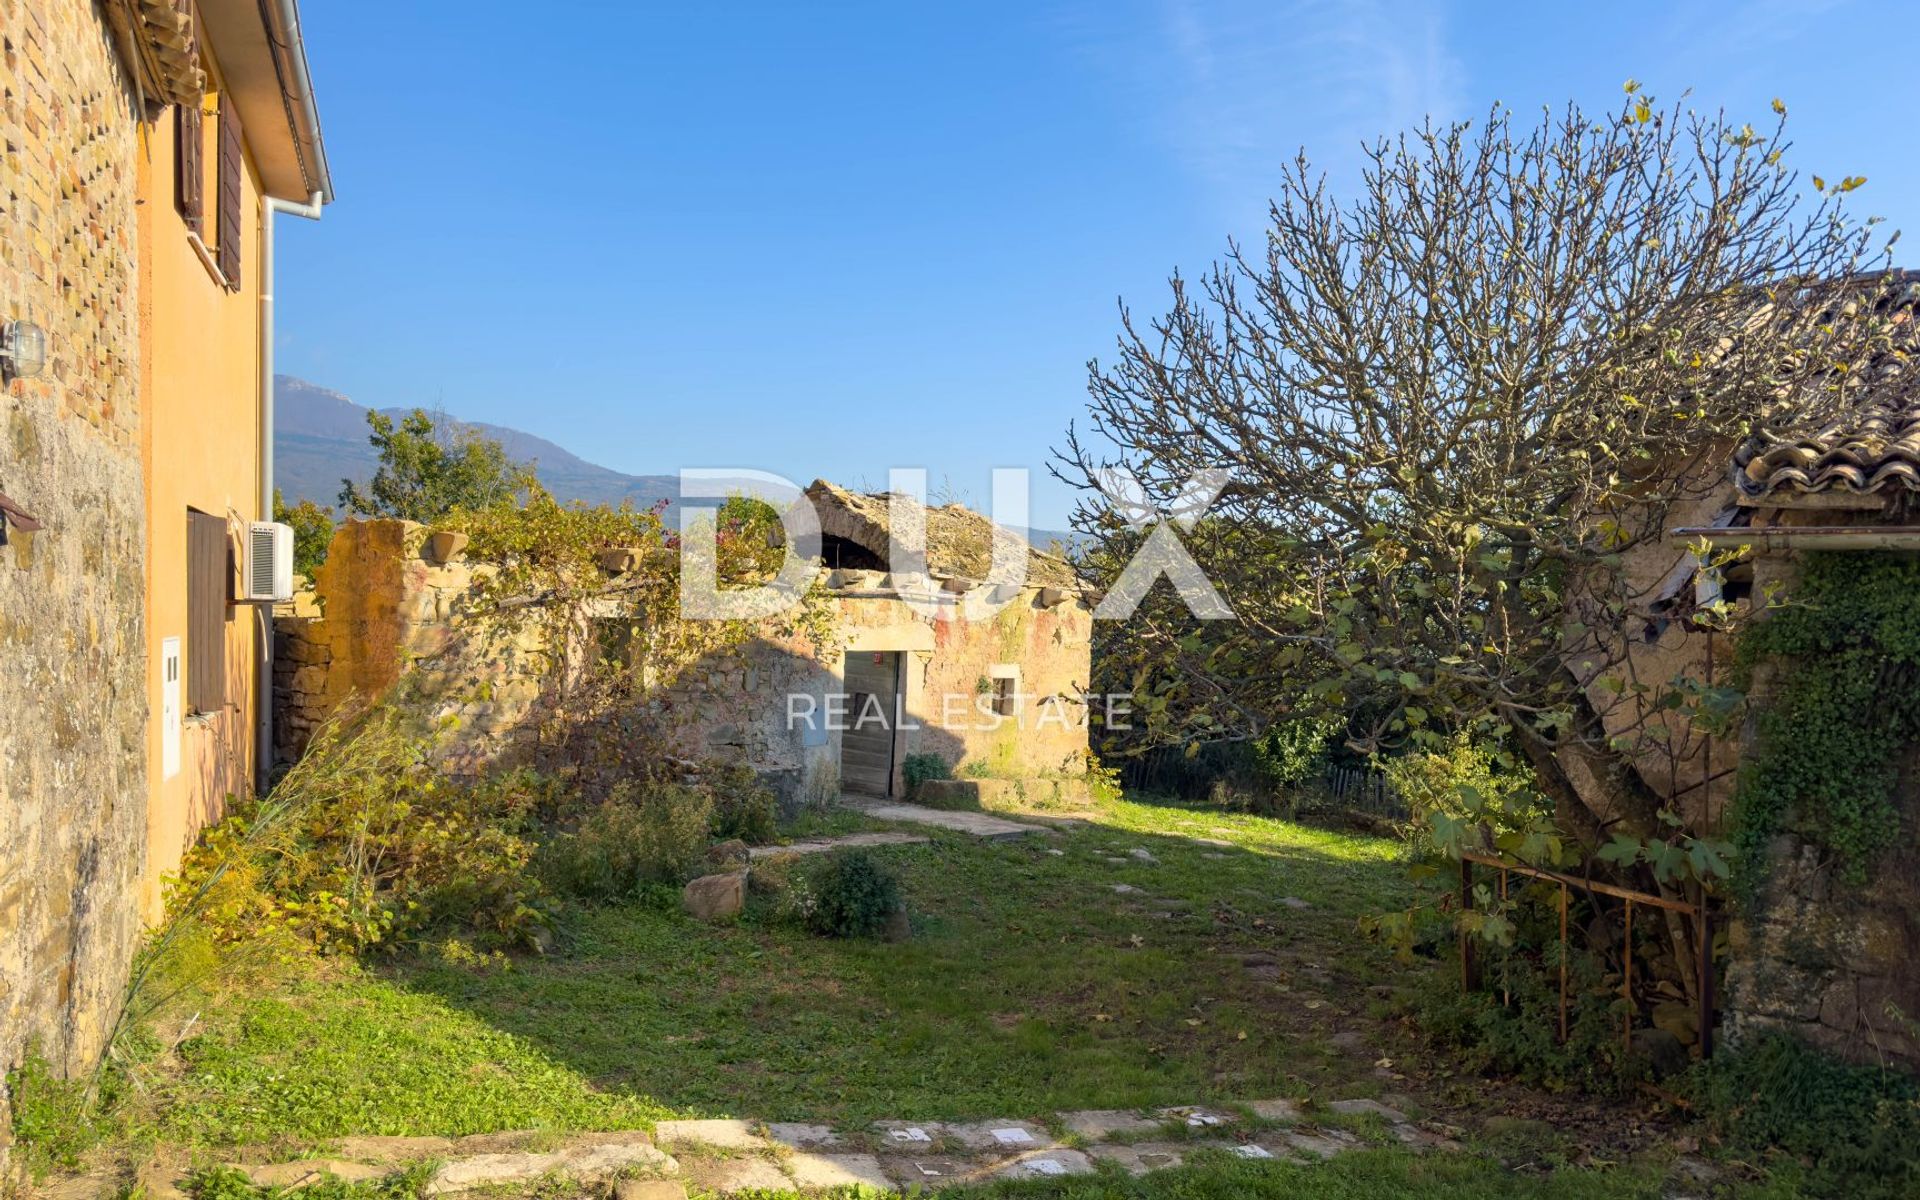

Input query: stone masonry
[274,515,1096,806]
[273,519,550,772]
[0,0,150,1169]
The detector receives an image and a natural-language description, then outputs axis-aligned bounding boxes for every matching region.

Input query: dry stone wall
[0,0,148,1168]
[274,519,551,773]
[275,523,1095,810]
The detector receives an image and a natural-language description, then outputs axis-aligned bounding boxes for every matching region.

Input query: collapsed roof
[803,479,1079,591]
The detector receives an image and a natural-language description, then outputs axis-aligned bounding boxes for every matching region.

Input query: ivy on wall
[1732,551,1920,893]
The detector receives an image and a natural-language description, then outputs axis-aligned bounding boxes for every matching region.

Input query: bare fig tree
[1059,91,1905,866]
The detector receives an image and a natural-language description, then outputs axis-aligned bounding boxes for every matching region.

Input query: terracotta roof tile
[1733,278,1920,502]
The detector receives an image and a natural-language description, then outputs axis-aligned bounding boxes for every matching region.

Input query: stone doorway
[841,650,902,796]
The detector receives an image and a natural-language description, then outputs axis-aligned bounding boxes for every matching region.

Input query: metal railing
[1458,850,1717,1058]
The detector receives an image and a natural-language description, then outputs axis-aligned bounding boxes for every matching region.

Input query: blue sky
[275,1,1920,529]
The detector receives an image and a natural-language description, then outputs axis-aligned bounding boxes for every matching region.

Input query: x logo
[1092,467,1234,620]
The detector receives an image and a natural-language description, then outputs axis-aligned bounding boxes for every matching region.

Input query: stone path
[170,1096,1463,1198]
[748,831,929,859]
[842,797,1049,841]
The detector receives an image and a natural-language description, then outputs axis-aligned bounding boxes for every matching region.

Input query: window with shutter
[187,510,230,713]
[175,98,204,234]
[173,3,204,233]
[216,92,243,287]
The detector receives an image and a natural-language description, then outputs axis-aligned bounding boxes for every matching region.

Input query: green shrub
[5,1052,104,1179]
[1690,1033,1920,1199]
[185,1163,434,1200]
[804,849,902,938]
[1379,732,1553,862]
[902,752,951,798]
[700,760,778,844]
[745,850,816,925]
[1253,717,1338,789]
[538,783,713,900]
[1407,918,1650,1095]
[167,711,553,954]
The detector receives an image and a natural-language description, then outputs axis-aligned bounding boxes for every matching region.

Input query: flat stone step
[843,799,1048,840]
[652,1118,769,1151]
[750,831,929,858]
[427,1140,676,1195]
[127,1090,1437,1200]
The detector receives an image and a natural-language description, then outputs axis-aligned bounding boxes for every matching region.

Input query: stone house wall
[1721,546,1920,1070]
[0,0,149,1165]
[646,587,1094,808]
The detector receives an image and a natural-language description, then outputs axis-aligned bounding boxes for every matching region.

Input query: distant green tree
[339,408,523,523]
[272,488,335,576]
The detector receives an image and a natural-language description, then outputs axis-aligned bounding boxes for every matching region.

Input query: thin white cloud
[1063,0,1466,228]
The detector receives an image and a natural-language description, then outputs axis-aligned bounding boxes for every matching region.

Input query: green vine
[1732,551,1920,894]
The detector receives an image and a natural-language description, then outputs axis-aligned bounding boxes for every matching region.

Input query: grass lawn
[932,1148,1730,1200]
[137,796,1417,1147]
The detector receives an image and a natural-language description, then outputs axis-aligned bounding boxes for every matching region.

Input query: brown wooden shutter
[175,98,204,234]
[173,2,204,233]
[187,510,230,712]
[217,92,243,286]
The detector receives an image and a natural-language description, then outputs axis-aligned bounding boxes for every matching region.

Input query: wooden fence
[1116,740,1407,822]
[1323,764,1409,820]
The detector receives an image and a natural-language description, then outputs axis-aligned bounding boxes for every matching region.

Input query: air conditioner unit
[241,521,295,603]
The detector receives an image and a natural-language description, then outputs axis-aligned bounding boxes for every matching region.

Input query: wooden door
[840,651,901,797]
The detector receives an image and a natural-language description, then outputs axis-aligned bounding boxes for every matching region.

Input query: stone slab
[1087,1142,1193,1176]
[695,1158,793,1194]
[784,1152,892,1190]
[241,1160,389,1188]
[873,1120,945,1148]
[1159,1105,1232,1128]
[882,1156,974,1187]
[943,1120,1052,1151]
[1283,1129,1356,1159]
[653,1119,769,1151]
[428,1152,565,1194]
[752,832,929,858]
[1058,1109,1166,1140]
[1327,1098,1408,1123]
[843,800,1047,841]
[1245,1098,1304,1123]
[563,1143,679,1177]
[613,1182,687,1200]
[426,1143,675,1195]
[765,1121,842,1149]
[332,1135,459,1162]
[993,1149,1097,1179]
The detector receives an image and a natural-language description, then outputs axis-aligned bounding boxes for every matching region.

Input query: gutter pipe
[1671,525,1920,552]
[257,191,323,792]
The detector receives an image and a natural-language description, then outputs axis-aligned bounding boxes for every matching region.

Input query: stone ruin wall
[275,520,1094,810]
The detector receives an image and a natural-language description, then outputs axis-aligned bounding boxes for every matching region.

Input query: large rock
[682,872,746,921]
[706,839,751,869]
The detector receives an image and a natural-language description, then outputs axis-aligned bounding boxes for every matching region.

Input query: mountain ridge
[273,375,1078,550]
[274,376,685,514]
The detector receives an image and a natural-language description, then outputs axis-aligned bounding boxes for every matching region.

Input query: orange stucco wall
[135,65,269,922]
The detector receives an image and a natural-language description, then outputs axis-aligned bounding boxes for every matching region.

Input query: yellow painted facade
[134,29,273,921]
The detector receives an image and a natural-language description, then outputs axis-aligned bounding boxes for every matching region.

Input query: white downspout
[257,192,324,792]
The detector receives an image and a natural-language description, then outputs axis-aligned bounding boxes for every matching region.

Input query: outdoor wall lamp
[1,318,48,380]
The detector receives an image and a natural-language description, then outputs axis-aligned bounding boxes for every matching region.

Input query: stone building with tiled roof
[1636,281,1920,1071]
